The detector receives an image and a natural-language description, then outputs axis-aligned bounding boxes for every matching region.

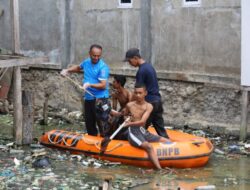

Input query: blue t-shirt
[136,62,161,102]
[80,58,109,100]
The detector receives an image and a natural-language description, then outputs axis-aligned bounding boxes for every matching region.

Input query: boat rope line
[62,133,79,147]
[48,131,66,144]
[48,131,96,146]
[94,141,123,152]
[47,131,123,152]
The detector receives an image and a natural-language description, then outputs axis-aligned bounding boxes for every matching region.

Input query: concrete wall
[0,0,241,83]
[151,0,241,78]
[0,0,65,63]
[0,0,246,133]
[70,0,141,69]
[0,0,12,50]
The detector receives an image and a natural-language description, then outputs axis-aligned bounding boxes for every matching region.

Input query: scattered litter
[70,155,82,162]
[6,142,14,147]
[192,130,206,137]
[30,144,44,148]
[32,157,51,168]
[0,145,8,151]
[9,149,25,154]
[0,170,15,178]
[195,185,216,190]
[214,148,225,155]
[245,144,250,149]
[14,157,21,166]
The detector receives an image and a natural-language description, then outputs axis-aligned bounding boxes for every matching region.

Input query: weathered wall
[151,0,241,79]
[0,0,241,82]
[0,0,12,50]
[20,69,245,135]
[70,0,141,69]
[0,0,247,134]
[0,0,65,63]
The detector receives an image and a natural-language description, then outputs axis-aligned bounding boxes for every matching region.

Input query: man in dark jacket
[123,48,169,138]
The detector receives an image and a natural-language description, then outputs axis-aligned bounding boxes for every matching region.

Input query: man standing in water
[122,83,170,169]
[123,48,169,138]
[61,44,111,137]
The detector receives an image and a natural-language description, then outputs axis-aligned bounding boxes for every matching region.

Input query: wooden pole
[22,91,33,144]
[11,0,20,53]
[11,0,23,145]
[240,88,249,141]
[13,66,22,145]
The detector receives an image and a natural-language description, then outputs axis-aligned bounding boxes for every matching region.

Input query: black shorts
[128,126,160,147]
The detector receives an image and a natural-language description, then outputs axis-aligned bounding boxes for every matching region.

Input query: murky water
[0,115,249,190]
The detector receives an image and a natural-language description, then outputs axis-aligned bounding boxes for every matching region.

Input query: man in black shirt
[123,48,169,138]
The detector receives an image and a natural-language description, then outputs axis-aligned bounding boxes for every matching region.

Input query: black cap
[123,48,140,62]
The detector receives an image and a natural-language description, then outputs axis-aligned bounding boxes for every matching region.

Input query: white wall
[241,0,250,86]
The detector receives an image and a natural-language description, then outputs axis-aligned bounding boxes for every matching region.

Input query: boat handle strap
[192,141,204,146]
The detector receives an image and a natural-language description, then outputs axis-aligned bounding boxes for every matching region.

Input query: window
[183,0,201,7]
[118,0,133,8]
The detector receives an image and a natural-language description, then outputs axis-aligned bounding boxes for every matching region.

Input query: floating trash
[9,149,25,154]
[6,142,14,147]
[214,148,225,155]
[192,130,206,137]
[0,169,15,178]
[30,144,44,148]
[0,145,8,151]
[32,157,51,168]
[70,155,82,162]
[14,157,21,166]
[195,185,216,190]
[245,144,250,149]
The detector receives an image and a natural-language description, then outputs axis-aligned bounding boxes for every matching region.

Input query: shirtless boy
[122,83,170,170]
[109,75,133,139]
[112,75,132,110]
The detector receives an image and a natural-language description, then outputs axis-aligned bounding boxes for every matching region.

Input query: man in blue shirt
[61,44,111,137]
[123,48,169,138]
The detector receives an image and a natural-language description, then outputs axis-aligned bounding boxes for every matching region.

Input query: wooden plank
[10,0,20,53]
[13,66,22,145]
[0,57,49,68]
[22,90,33,144]
[240,89,249,141]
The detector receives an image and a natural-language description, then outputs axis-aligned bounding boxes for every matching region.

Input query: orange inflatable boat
[40,128,214,168]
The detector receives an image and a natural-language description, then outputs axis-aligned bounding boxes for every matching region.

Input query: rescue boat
[40,128,214,168]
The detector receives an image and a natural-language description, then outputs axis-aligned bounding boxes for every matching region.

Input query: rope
[55,72,95,97]
[94,141,123,152]
[47,131,123,152]
[62,133,79,147]
[80,135,98,145]
[48,132,64,144]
